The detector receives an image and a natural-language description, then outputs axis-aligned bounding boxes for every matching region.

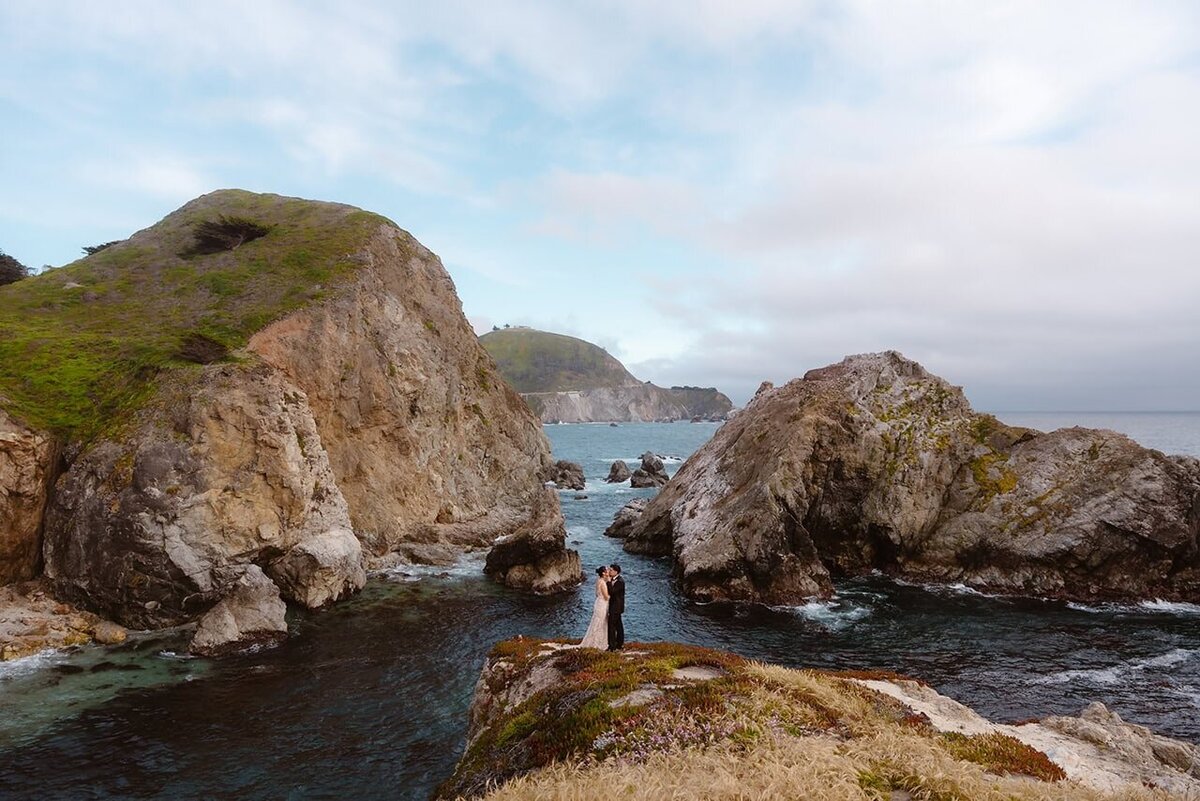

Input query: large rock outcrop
[623,352,1200,604]
[545,460,585,491]
[1,190,579,642]
[440,638,1200,800]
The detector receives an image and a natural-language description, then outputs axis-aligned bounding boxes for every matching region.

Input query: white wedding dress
[579,578,609,649]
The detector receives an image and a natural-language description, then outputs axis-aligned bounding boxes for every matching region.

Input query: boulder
[629,452,669,488]
[604,498,649,538]
[188,565,288,656]
[485,489,582,594]
[1039,703,1200,791]
[267,527,367,609]
[623,352,1200,604]
[546,460,585,491]
[91,620,128,645]
[605,460,631,483]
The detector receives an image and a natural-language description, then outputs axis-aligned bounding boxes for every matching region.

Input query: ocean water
[996,411,1200,458]
[0,418,1198,800]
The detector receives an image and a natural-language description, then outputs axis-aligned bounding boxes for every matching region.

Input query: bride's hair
[595,566,607,576]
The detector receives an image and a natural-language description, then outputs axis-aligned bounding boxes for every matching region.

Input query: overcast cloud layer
[2,2,1198,409]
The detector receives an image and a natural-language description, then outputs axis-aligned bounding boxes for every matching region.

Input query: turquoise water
[0,418,1197,799]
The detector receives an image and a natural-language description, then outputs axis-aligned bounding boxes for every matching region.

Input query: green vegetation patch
[970,452,1019,503]
[479,328,637,393]
[0,189,392,438]
[939,731,1066,781]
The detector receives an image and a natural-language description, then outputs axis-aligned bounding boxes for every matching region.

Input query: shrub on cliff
[0,250,28,286]
[81,241,121,256]
[184,215,273,256]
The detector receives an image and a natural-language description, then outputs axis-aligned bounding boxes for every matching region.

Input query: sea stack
[621,352,1200,604]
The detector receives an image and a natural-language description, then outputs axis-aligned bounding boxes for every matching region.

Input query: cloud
[3,1,1198,410]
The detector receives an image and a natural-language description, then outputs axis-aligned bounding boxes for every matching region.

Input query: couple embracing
[579,564,625,651]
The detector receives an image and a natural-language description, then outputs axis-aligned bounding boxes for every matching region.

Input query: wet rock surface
[603,498,649,539]
[0,579,124,660]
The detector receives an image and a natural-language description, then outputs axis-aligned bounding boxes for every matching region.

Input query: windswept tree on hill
[0,249,29,286]
[82,241,121,255]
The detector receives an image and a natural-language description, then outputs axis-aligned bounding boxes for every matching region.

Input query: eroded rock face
[0,409,58,584]
[43,365,357,629]
[530,386,734,423]
[189,565,288,656]
[245,225,563,566]
[0,579,124,660]
[623,352,1200,604]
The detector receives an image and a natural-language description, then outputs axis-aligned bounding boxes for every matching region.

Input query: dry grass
[476,729,1169,801]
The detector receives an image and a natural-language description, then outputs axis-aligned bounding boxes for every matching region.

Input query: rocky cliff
[479,328,732,423]
[0,190,580,653]
[0,408,59,584]
[440,637,1200,800]
[618,352,1200,604]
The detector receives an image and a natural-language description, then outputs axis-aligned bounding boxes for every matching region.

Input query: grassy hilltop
[0,190,390,438]
[479,328,638,393]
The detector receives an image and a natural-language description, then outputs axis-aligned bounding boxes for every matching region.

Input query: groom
[606,564,625,651]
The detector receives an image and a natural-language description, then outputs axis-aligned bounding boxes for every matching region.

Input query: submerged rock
[623,352,1200,604]
[605,460,631,483]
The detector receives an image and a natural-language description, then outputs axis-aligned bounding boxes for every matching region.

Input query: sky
[2,1,1198,410]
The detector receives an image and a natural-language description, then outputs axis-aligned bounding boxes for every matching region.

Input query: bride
[578,566,611,649]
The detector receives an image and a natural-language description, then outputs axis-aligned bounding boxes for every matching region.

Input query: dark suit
[607,576,625,650]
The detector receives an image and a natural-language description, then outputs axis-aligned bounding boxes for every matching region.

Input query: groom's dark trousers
[607,576,625,650]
